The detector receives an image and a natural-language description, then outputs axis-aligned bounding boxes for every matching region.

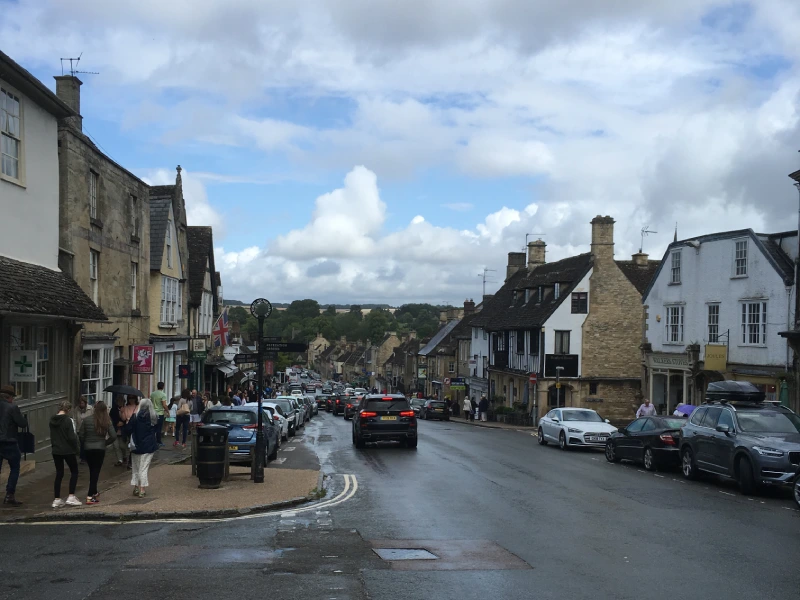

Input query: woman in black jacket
[123,398,159,498]
[49,400,81,508]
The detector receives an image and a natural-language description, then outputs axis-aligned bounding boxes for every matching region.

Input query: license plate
[586,437,605,443]
[380,416,398,421]
[433,409,441,412]
[229,445,239,451]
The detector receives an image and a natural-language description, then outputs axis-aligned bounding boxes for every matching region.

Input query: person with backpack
[78,400,116,505]
[123,398,159,498]
[49,400,81,508]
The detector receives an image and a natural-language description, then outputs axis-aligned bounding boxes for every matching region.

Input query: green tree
[286,299,321,321]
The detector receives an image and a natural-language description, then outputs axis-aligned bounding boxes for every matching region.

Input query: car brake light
[399,411,415,417]
[659,433,676,445]
[242,424,259,430]
[347,404,352,408]
[273,415,280,421]
[382,397,393,401]
[360,411,377,418]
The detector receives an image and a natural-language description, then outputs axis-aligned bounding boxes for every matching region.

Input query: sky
[3,0,800,305]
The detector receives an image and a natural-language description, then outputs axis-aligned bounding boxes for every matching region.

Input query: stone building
[148,170,190,400]
[307,334,330,368]
[472,217,659,422]
[0,51,106,456]
[186,226,220,393]
[369,332,401,391]
[418,319,461,398]
[54,74,152,405]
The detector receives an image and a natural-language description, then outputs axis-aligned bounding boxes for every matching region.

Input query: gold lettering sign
[704,345,727,371]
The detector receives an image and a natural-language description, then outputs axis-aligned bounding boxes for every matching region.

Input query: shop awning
[216,364,237,377]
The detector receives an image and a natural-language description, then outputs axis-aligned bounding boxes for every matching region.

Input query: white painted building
[642,228,796,413]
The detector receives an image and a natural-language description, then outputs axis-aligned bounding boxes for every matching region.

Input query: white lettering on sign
[650,353,689,368]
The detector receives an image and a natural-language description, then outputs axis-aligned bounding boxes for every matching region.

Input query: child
[165,398,177,437]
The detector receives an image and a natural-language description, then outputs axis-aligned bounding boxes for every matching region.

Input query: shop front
[646,352,694,415]
[151,337,189,400]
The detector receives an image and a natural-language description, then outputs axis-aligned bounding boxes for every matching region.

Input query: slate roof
[760,234,794,281]
[0,256,107,321]
[471,253,593,331]
[149,190,173,271]
[186,226,214,306]
[418,320,461,356]
[615,260,661,295]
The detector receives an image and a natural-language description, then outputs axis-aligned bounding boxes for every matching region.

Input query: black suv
[680,382,800,494]
[352,394,418,449]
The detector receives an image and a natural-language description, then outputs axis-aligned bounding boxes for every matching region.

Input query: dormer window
[512,290,518,305]
[537,286,543,303]
[554,283,560,300]
[524,289,531,304]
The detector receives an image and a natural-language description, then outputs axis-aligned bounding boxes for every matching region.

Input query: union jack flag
[212,308,230,348]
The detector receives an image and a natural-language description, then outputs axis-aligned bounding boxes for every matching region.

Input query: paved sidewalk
[0,436,321,522]
[447,417,534,431]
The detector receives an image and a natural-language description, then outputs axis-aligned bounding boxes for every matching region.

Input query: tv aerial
[640,226,657,253]
[60,53,99,77]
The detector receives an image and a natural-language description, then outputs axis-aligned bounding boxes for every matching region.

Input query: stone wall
[579,380,641,424]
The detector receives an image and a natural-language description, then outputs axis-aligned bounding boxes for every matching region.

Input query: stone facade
[55,75,152,406]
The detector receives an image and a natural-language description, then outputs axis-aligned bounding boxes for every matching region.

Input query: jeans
[175,414,189,444]
[156,414,165,445]
[53,454,78,498]
[84,449,105,497]
[0,442,21,495]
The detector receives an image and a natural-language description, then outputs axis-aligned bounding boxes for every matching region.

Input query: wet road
[2,412,800,600]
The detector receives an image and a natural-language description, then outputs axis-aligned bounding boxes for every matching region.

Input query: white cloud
[143,168,225,236]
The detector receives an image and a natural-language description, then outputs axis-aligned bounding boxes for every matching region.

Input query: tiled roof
[760,235,794,282]
[471,253,593,331]
[149,190,173,271]
[418,320,461,356]
[186,226,214,306]
[0,256,107,321]
[615,260,660,295]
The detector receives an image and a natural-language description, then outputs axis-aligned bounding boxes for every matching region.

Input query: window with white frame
[741,301,767,345]
[707,304,720,343]
[1,87,21,181]
[554,330,570,354]
[166,219,173,268]
[448,361,455,374]
[81,346,113,405]
[89,250,99,304]
[734,239,748,277]
[200,290,213,335]
[89,171,98,219]
[161,276,180,325]
[554,283,560,299]
[36,327,48,395]
[670,250,681,284]
[665,305,684,343]
[131,262,138,311]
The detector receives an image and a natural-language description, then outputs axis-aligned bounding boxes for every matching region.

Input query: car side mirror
[715,424,731,435]
[605,419,610,424]
[552,418,560,423]
[618,427,627,435]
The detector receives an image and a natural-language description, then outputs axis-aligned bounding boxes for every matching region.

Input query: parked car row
[537,381,800,505]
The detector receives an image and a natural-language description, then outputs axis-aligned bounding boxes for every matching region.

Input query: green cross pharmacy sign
[10,350,38,383]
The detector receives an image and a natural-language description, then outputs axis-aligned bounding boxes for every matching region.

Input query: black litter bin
[196,424,229,489]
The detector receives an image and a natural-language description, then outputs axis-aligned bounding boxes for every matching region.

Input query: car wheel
[681,447,698,480]
[605,441,620,463]
[407,437,418,450]
[737,456,758,495]
[793,472,800,510]
[355,435,365,449]
[538,428,548,446]
[559,431,568,450]
[643,447,657,471]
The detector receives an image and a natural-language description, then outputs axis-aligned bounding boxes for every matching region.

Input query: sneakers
[65,495,82,506]
[173,441,179,447]
[52,498,66,508]
[86,496,99,505]
[181,443,186,448]
[3,494,22,507]
[133,486,140,496]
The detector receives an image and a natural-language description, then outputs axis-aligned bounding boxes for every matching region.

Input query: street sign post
[529,373,537,386]
[234,353,259,365]
[258,342,308,353]
[249,298,273,484]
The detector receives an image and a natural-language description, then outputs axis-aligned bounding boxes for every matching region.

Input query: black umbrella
[104,384,144,397]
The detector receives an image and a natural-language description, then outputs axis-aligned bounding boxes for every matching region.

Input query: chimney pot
[632,252,649,266]
[527,239,546,270]
[506,252,526,281]
[53,75,83,131]
[590,215,615,262]
[464,299,476,315]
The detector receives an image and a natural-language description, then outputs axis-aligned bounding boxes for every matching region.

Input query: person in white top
[636,397,657,418]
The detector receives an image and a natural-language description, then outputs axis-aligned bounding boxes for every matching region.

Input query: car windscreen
[659,418,687,429]
[266,404,285,416]
[736,410,800,434]
[428,401,446,408]
[365,399,410,412]
[562,410,603,422]
[274,400,294,413]
[205,411,256,425]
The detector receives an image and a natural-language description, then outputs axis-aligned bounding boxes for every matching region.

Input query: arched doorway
[547,384,572,408]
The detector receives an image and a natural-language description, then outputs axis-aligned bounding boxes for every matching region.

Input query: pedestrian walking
[232,390,242,406]
[636,397,657,418]
[123,398,159,498]
[207,394,221,409]
[174,389,191,448]
[78,401,116,505]
[119,396,138,469]
[151,382,168,447]
[50,400,81,508]
[470,396,478,422]
[462,397,472,421]
[190,389,204,430]
[478,395,489,422]
[165,398,177,436]
[0,385,27,506]
[73,396,93,464]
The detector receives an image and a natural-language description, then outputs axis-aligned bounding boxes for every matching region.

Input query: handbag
[17,426,35,455]
[177,402,190,417]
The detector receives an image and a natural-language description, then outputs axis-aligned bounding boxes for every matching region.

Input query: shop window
[81,346,113,405]
[37,327,49,395]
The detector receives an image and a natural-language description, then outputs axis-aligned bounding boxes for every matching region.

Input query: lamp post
[250,298,273,484]
[555,366,565,408]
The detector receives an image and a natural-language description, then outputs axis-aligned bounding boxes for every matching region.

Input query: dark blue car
[203,406,280,465]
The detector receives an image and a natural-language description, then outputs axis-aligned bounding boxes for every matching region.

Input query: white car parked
[538,408,617,450]
[260,401,290,441]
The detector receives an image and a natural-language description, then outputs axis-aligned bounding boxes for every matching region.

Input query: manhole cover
[373,548,438,561]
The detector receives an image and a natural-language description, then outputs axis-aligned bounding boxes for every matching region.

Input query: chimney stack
[464,299,476,315]
[590,215,615,263]
[54,75,83,131]
[632,252,649,266]
[407,330,417,341]
[506,252,526,280]
[527,239,546,270]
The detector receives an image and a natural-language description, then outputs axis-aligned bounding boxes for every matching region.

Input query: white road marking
[281,447,296,452]
[281,512,297,518]
[272,458,287,464]
[719,491,735,497]
[1,474,359,527]
[654,474,665,478]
